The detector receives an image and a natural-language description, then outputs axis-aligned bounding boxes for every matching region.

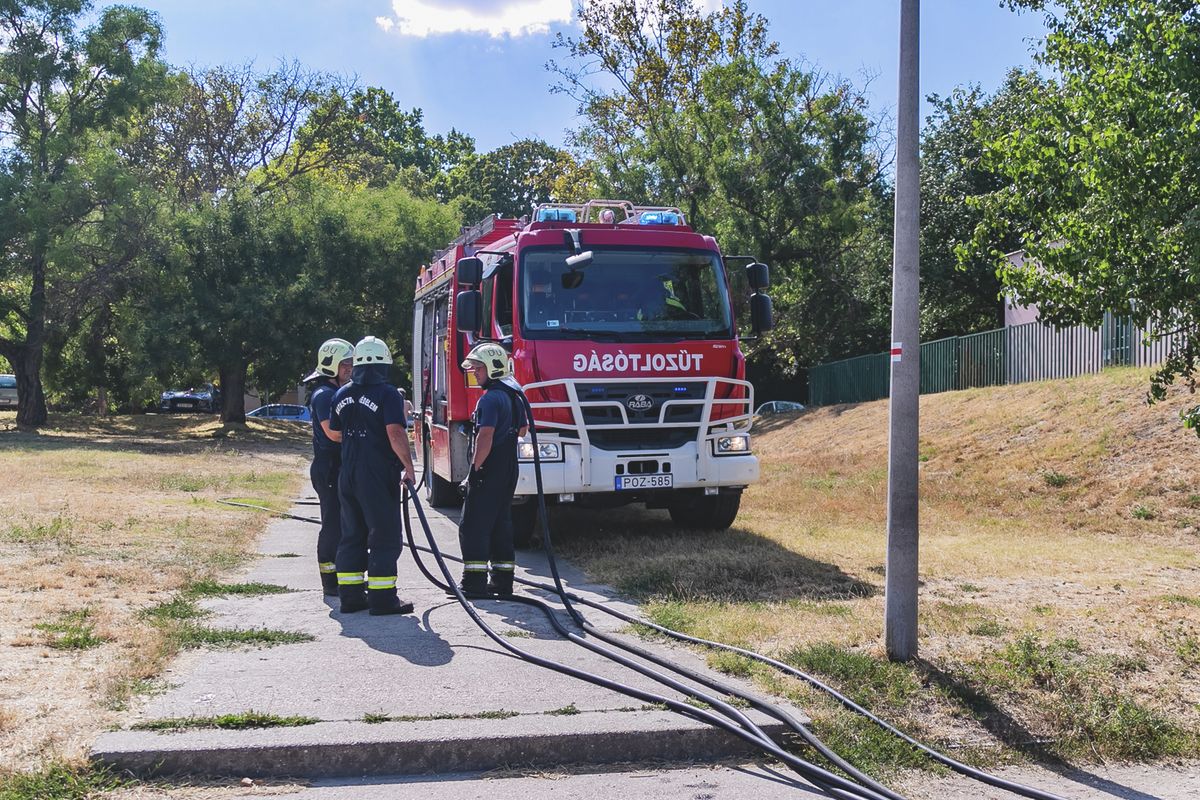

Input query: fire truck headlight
[519,440,562,462]
[714,435,750,455]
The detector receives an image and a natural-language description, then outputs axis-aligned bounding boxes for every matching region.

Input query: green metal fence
[808,313,1175,407]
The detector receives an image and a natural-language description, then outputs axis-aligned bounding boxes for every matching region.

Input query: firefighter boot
[338,586,368,614]
[487,571,514,597]
[368,587,414,616]
[458,571,490,598]
[319,571,339,597]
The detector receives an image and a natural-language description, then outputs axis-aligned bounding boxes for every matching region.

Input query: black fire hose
[511,391,1065,800]
[400,485,894,800]
[220,429,1066,800]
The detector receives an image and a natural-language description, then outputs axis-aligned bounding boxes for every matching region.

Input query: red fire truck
[412,199,773,543]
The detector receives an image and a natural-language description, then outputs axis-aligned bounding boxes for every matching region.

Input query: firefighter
[329,336,417,615]
[304,337,354,596]
[458,342,529,597]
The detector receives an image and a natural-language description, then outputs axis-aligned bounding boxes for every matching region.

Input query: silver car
[0,374,16,408]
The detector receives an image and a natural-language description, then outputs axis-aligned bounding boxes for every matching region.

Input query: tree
[438,138,581,222]
[919,72,1043,340]
[134,61,357,422]
[970,1,1200,426]
[552,0,891,371]
[300,86,476,190]
[0,0,165,427]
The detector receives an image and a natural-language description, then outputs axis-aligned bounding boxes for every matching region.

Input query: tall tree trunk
[14,345,48,429]
[219,361,247,424]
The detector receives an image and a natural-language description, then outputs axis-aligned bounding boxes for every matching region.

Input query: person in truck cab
[527,269,557,325]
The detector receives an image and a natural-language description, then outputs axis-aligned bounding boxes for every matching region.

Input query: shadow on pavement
[329,598,455,667]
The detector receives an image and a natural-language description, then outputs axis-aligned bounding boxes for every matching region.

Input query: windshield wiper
[553,327,624,341]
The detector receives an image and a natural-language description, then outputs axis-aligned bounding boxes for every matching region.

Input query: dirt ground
[0,412,308,774]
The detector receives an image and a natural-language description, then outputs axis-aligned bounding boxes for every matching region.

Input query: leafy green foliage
[0,0,167,426]
[971,2,1200,425]
[919,75,1042,339]
[552,0,892,372]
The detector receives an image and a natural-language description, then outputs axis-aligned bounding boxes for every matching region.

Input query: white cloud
[376,0,573,39]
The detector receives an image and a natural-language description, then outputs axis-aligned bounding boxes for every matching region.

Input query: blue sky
[121,1,1048,153]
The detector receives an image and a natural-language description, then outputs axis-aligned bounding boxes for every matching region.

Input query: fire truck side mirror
[750,293,774,335]
[457,256,484,287]
[745,262,770,291]
[456,289,482,334]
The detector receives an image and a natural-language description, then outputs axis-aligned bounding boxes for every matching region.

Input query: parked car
[160,384,221,413]
[247,403,311,423]
[0,374,16,408]
[755,400,806,417]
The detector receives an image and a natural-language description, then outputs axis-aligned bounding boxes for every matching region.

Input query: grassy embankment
[0,412,310,794]
[551,366,1200,776]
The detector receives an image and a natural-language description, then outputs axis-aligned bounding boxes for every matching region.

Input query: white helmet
[304,337,354,382]
[353,335,393,366]
[460,341,510,380]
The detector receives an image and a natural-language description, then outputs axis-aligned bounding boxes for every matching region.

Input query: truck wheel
[669,492,741,530]
[424,440,460,508]
[511,500,539,549]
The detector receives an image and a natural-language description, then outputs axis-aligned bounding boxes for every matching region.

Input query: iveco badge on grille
[627,394,653,411]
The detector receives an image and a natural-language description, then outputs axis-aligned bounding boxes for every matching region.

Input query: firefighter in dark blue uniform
[304,337,355,596]
[329,336,417,615]
[458,343,529,597]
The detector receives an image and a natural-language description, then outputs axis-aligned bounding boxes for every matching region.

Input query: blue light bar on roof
[639,211,681,225]
[536,208,578,223]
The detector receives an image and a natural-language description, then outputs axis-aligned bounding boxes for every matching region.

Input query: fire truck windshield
[519,247,733,341]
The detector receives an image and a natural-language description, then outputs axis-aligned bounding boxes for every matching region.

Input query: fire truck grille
[574,381,706,451]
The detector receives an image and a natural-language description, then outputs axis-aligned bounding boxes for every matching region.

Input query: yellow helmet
[353,336,393,366]
[460,342,510,380]
[305,337,353,381]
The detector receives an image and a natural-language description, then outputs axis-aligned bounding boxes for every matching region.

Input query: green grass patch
[546,704,581,716]
[1161,594,1200,608]
[133,711,318,731]
[158,474,221,492]
[643,601,696,635]
[184,579,291,598]
[808,708,932,777]
[1130,504,1155,520]
[34,608,107,650]
[361,710,518,723]
[274,552,302,558]
[969,634,1195,760]
[140,596,207,623]
[0,763,125,800]
[782,643,921,708]
[968,620,1005,637]
[502,630,534,638]
[1041,470,1071,488]
[706,650,757,678]
[3,515,74,546]
[167,624,313,649]
[958,583,982,594]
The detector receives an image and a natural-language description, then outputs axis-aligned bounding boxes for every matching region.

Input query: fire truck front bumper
[514,439,759,499]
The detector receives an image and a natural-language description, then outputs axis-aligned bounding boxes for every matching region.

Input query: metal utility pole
[885,0,921,662]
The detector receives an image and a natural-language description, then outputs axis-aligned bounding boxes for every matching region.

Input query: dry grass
[0,412,308,776]
[551,367,1200,767]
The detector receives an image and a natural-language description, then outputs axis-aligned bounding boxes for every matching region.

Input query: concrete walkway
[93,495,800,780]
